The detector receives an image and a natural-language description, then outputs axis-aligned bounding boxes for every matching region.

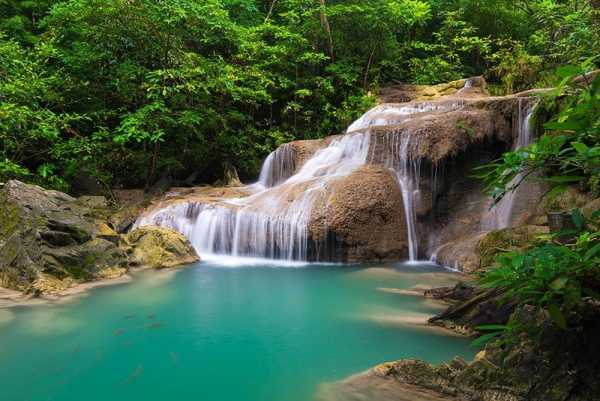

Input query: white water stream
[484,98,537,230]
[136,100,467,262]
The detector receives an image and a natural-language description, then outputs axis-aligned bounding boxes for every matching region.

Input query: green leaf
[545,176,584,183]
[545,185,567,200]
[584,243,600,261]
[571,142,589,155]
[475,324,508,331]
[555,65,582,78]
[549,276,568,291]
[543,121,581,131]
[470,332,501,348]
[571,209,584,230]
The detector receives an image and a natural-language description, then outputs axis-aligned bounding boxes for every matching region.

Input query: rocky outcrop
[378,76,488,103]
[134,76,548,263]
[428,286,515,335]
[125,227,199,269]
[310,165,408,262]
[433,225,548,273]
[0,180,127,293]
[0,180,199,296]
[477,225,548,267]
[322,297,600,401]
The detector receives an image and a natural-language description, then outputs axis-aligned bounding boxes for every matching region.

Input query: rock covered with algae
[124,226,199,269]
[0,180,198,296]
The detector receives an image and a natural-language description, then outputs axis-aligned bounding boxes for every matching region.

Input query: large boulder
[0,180,128,293]
[125,226,199,269]
[309,165,408,262]
[0,180,199,295]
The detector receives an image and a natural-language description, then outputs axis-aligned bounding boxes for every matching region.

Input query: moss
[542,186,593,213]
[479,226,547,267]
[125,227,199,269]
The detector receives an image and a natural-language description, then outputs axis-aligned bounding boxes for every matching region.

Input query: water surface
[0,261,474,401]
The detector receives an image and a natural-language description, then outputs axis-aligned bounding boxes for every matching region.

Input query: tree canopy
[1,0,598,191]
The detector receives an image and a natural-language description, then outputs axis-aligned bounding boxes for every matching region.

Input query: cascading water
[456,78,474,95]
[136,99,465,262]
[136,133,371,262]
[346,101,465,133]
[484,98,537,230]
[257,143,296,188]
[347,100,466,261]
[369,130,422,260]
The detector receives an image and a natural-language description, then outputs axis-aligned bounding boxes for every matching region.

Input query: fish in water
[144,322,162,329]
[123,365,144,384]
[169,352,178,365]
[123,314,136,320]
[147,314,156,320]
[113,328,125,336]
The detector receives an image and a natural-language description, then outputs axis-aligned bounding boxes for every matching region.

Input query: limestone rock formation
[0,180,199,296]
[125,226,199,269]
[432,225,548,273]
[134,76,550,265]
[310,165,408,262]
[0,180,128,293]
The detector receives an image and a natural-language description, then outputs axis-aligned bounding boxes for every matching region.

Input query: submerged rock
[125,227,199,269]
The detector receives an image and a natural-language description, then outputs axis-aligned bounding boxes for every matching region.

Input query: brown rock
[309,165,408,262]
[432,233,487,273]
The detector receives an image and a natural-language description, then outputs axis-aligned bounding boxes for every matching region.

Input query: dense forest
[1,0,599,192]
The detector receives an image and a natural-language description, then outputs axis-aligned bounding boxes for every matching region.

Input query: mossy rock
[478,225,548,267]
[0,180,129,294]
[125,226,199,269]
[541,186,594,213]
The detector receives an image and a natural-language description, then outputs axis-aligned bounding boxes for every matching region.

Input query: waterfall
[136,133,370,262]
[346,101,465,134]
[484,98,537,230]
[456,78,473,94]
[257,143,296,188]
[136,99,465,263]
[370,130,422,260]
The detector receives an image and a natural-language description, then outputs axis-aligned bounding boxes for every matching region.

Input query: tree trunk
[318,0,334,61]
[363,47,376,90]
[265,0,278,22]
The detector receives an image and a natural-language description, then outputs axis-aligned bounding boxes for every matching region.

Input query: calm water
[0,261,474,401]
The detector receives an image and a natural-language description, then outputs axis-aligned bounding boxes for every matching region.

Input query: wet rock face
[0,180,197,295]
[309,165,408,262]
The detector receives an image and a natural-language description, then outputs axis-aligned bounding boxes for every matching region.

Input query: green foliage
[1,0,599,191]
[480,210,600,331]
[488,41,543,94]
[477,63,600,206]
